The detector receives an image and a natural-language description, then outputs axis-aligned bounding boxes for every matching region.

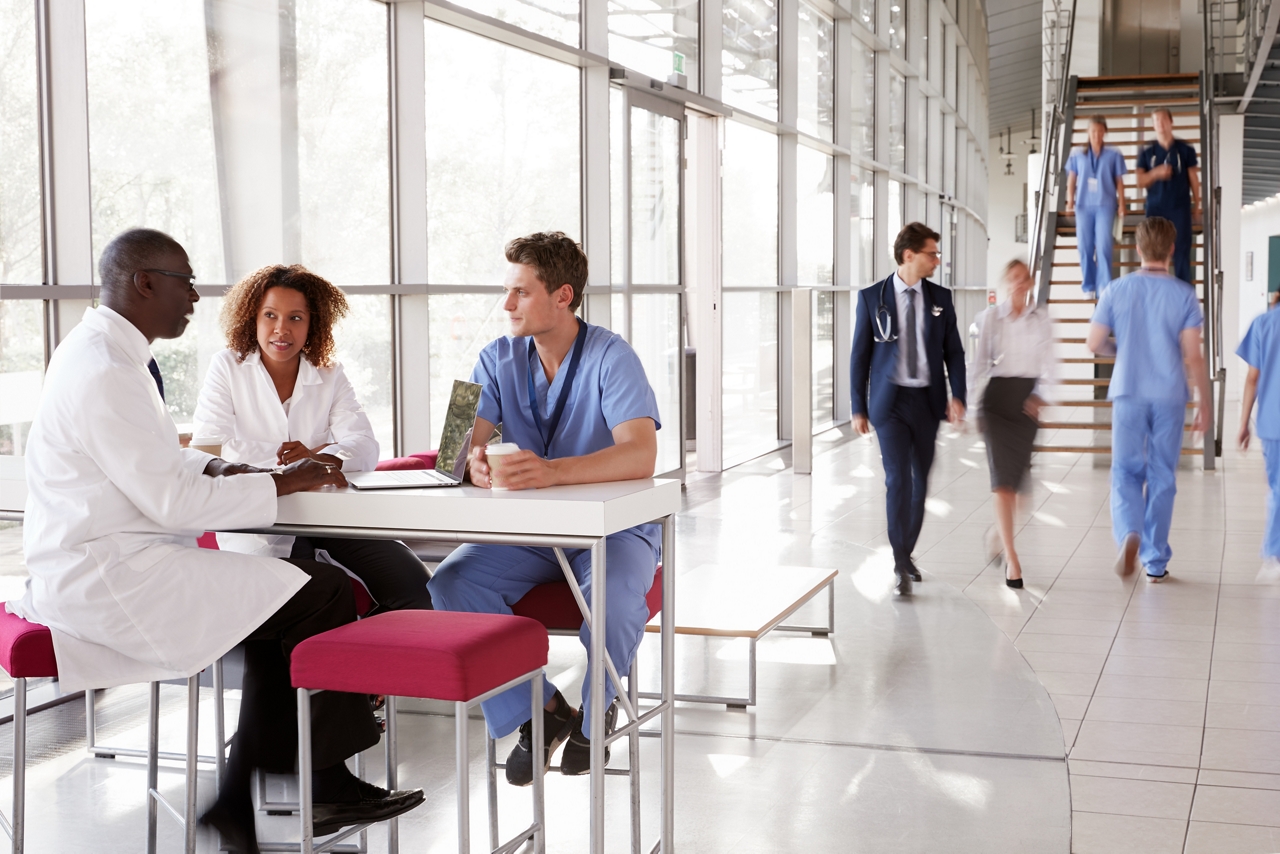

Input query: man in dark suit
[850,222,967,596]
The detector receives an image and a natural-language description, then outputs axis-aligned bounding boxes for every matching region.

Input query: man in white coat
[10,229,423,852]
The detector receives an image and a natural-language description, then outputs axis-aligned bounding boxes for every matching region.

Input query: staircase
[1033,73,1211,459]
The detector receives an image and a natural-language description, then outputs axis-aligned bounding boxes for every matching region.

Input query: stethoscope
[873,277,942,344]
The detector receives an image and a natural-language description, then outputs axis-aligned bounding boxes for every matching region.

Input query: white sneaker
[1258,557,1280,585]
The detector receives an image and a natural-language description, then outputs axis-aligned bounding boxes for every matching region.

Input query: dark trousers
[289,536,434,614]
[1149,204,1193,285]
[875,387,940,572]
[219,559,381,807]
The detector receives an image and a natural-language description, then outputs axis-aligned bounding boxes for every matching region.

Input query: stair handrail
[1201,0,1227,466]
[1029,0,1078,306]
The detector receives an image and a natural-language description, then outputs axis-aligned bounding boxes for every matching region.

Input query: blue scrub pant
[427,532,659,739]
[1076,206,1116,294]
[1111,398,1185,575]
[1264,440,1280,560]
[1148,204,1194,285]
[875,387,939,571]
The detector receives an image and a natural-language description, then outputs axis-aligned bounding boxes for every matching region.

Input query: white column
[689,114,723,472]
[390,1,432,455]
[779,0,799,444]
[1218,113,1244,400]
[37,0,94,343]
[581,0,612,328]
[792,288,813,472]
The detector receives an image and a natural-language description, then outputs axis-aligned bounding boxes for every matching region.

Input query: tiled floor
[1,407,1276,852]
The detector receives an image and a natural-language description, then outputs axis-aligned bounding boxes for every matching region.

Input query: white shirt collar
[82,305,154,368]
[893,272,923,296]
[242,348,325,386]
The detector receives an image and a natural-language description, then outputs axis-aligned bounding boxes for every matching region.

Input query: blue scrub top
[1238,309,1280,440]
[1066,145,1127,210]
[1136,138,1198,213]
[1093,269,1203,402]
[470,322,663,548]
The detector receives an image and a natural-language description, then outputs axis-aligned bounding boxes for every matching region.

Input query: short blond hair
[1136,217,1177,263]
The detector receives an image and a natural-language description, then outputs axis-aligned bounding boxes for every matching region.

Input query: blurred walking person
[1236,300,1280,583]
[970,260,1053,588]
[1066,115,1127,297]
[1088,217,1211,582]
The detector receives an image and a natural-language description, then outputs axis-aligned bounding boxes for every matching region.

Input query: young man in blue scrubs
[1066,115,1127,296]
[428,232,661,785]
[1237,301,1280,583]
[1087,217,1211,581]
[1136,108,1201,286]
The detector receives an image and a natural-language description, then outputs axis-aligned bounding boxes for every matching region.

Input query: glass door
[610,86,686,479]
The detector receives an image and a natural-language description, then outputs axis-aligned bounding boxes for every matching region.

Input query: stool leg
[455,701,469,854]
[386,695,399,854]
[485,734,498,851]
[146,682,160,854]
[531,677,544,854]
[13,677,26,854]
[184,675,199,854]
[84,689,96,755]
[213,658,226,793]
[297,689,314,854]
[628,661,640,854]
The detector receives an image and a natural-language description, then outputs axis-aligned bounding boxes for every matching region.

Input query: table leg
[661,514,675,853]
[590,537,607,854]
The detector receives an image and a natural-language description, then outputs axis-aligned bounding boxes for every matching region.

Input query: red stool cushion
[197,531,219,550]
[512,565,663,632]
[375,452,439,472]
[291,611,548,702]
[0,610,58,679]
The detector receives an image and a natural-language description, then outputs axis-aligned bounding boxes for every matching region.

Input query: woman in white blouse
[195,264,433,612]
[969,260,1054,588]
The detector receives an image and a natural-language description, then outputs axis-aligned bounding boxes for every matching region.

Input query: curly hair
[220,265,349,368]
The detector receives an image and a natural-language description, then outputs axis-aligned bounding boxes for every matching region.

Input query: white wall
[987,129,1036,295]
[1235,195,1280,399]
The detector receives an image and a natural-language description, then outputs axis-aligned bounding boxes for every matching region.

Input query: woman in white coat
[195,264,433,612]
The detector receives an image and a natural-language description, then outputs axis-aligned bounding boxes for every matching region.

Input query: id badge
[1087,177,1100,199]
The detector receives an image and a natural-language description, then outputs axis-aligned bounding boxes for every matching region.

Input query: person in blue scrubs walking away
[1066,115,1127,297]
[1236,301,1280,583]
[1136,108,1201,286]
[428,232,662,785]
[1087,217,1212,581]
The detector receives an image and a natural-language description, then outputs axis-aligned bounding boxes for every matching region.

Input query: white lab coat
[193,349,379,557]
[10,306,306,694]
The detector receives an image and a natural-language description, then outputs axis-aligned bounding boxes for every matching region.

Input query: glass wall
[721,0,778,121]
[888,69,906,173]
[0,0,41,286]
[451,0,579,45]
[796,3,834,142]
[852,168,875,285]
[851,40,875,162]
[812,289,834,428]
[797,147,833,287]
[609,0,699,86]
[722,122,778,287]
[722,291,778,462]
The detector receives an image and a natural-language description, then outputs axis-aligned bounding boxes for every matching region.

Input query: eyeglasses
[141,269,197,290]
[919,251,943,260]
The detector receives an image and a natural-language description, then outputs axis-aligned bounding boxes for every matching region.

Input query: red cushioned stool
[0,610,57,854]
[291,611,549,854]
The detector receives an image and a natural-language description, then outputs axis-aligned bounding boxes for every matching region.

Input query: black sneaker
[312,779,425,837]
[559,700,617,776]
[505,689,575,787]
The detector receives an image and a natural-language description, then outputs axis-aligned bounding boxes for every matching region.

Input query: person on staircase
[1065,115,1127,297]
[1136,107,1201,286]
[1087,217,1211,583]
[968,259,1053,589]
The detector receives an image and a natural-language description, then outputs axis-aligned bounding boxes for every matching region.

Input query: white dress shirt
[194,348,378,557]
[967,299,1055,419]
[10,306,304,693]
[892,272,931,387]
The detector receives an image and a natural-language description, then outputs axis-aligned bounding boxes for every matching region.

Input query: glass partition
[722,121,778,287]
[796,3,834,142]
[797,146,833,286]
[0,302,43,456]
[428,293,509,444]
[609,0,699,87]
[812,289,834,429]
[0,0,41,285]
[450,0,579,46]
[851,39,875,163]
[632,293,682,473]
[888,0,904,55]
[888,69,905,173]
[722,290,777,462]
[852,167,875,285]
[721,0,778,121]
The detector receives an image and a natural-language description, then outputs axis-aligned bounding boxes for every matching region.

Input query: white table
[1,457,680,854]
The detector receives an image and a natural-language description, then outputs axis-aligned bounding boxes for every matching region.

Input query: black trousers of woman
[288,536,434,614]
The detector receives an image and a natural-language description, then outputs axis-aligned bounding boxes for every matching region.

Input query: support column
[1218,114,1244,400]
[581,0,612,327]
[689,114,723,472]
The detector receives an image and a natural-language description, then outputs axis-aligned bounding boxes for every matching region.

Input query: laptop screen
[436,380,482,479]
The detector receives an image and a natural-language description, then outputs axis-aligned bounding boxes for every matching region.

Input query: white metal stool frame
[296,667,546,854]
[3,676,33,854]
[144,675,203,854]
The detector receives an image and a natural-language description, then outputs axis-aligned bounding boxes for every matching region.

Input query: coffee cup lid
[487,443,520,455]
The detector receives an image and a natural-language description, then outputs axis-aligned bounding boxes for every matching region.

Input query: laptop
[346,380,483,490]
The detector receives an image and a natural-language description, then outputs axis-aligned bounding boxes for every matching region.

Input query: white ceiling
[986,0,1043,137]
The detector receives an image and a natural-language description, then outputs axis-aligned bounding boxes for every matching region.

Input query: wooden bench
[640,565,837,709]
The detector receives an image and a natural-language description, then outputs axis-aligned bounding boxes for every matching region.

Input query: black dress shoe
[894,568,913,596]
[1005,576,1024,589]
[909,567,922,582]
[560,700,618,776]
[312,780,425,837]
[200,798,260,854]
[505,689,576,786]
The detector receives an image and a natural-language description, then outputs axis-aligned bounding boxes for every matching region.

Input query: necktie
[905,288,918,380]
[147,358,166,402]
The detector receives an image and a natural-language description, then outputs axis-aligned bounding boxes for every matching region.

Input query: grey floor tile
[1069,811,1189,854]
[1190,785,1280,826]
[1069,774,1194,820]
[1183,821,1280,854]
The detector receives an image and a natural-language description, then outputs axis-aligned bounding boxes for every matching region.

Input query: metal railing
[1029,0,1078,305]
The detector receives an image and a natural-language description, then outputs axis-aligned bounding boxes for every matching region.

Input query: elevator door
[1107,0,1181,75]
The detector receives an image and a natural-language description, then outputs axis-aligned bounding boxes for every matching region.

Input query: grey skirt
[982,376,1038,491]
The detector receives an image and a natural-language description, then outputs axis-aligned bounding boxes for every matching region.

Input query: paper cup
[190,436,223,457]
[485,442,521,490]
